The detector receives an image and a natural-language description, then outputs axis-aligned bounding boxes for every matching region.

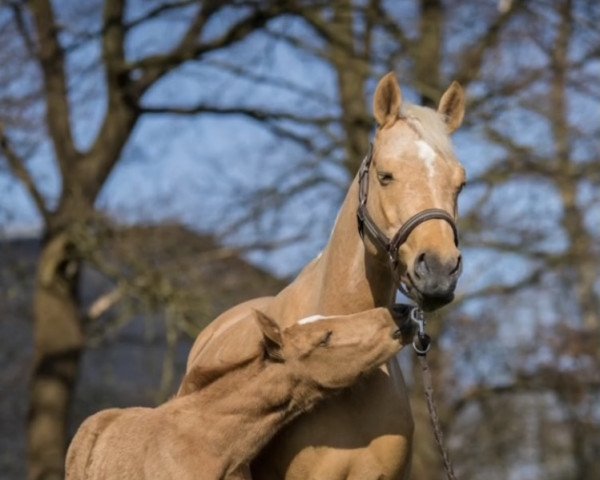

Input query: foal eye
[377,172,394,186]
[318,331,332,347]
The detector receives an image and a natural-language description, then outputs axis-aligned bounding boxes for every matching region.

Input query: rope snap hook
[410,307,431,356]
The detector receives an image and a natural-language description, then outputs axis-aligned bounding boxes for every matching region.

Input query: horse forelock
[398,104,456,162]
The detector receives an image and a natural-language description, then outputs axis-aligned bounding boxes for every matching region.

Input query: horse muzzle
[404,251,462,311]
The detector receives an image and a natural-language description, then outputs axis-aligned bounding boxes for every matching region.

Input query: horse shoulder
[183,297,273,378]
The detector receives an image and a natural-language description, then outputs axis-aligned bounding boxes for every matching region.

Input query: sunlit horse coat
[180,72,466,480]
[66,307,414,479]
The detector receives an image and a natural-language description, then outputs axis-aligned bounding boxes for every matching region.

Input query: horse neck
[312,177,395,314]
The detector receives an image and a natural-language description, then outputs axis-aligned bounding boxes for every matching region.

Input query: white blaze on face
[416,139,437,178]
[297,315,327,325]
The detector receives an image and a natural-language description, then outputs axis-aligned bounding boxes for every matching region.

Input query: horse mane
[400,104,456,160]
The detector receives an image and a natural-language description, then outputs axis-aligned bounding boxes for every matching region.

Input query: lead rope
[411,308,457,480]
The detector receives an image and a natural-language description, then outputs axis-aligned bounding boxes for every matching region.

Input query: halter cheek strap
[356,143,459,273]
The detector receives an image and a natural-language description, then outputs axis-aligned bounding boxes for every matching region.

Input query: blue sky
[0,3,567,328]
[0,2,597,339]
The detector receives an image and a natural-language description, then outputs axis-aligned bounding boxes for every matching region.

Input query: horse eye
[318,331,332,347]
[454,182,466,216]
[377,172,394,186]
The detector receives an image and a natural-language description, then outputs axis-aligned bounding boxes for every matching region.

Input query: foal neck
[184,357,298,415]
[179,358,312,474]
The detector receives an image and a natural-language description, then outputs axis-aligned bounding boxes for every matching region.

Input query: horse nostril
[414,252,429,279]
[450,255,462,276]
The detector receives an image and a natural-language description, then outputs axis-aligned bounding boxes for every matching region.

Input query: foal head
[367,73,466,310]
[255,308,407,390]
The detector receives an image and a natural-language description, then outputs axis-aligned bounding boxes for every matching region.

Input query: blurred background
[0,0,599,479]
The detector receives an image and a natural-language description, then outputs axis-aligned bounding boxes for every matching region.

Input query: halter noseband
[356,143,459,275]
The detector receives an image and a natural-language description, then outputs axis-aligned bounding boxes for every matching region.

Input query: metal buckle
[410,307,431,356]
[388,249,397,267]
[356,211,365,239]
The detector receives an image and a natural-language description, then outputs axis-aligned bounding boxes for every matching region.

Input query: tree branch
[86,286,123,321]
[140,103,335,125]
[454,0,523,87]
[453,267,545,304]
[125,0,202,31]
[9,1,36,57]
[103,0,127,81]
[451,370,600,417]
[202,57,333,104]
[0,124,51,223]
[80,0,139,201]
[132,2,284,94]
[368,0,412,51]
[28,0,79,167]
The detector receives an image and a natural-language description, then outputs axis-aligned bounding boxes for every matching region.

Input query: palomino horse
[179,72,466,480]
[65,307,416,480]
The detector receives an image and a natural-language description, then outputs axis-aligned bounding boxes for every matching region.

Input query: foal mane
[180,349,261,396]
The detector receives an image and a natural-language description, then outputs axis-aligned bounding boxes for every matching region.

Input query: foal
[66,307,414,480]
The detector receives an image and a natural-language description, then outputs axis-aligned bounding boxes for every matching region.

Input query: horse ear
[373,72,403,127]
[253,309,284,360]
[438,81,465,133]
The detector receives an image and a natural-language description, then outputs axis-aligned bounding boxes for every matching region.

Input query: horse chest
[252,370,413,480]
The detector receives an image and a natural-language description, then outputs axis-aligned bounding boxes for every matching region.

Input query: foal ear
[253,309,284,360]
[373,72,403,127]
[438,81,465,133]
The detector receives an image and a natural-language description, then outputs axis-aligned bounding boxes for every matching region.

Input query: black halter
[356,143,459,275]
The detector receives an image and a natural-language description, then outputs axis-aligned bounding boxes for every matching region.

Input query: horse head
[254,307,409,391]
[365,72,466,311]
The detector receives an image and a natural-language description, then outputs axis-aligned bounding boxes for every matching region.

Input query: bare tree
[0,1,299,477]
[2,0,600,478]
[435,1,600,477]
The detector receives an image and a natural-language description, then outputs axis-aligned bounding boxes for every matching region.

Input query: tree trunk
[414,0,444,106]
[28,232,84,480]
[328,0,371,175]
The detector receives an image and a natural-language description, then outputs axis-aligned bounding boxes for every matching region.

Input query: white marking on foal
[416,139,437,178]
[297,315,327,325]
